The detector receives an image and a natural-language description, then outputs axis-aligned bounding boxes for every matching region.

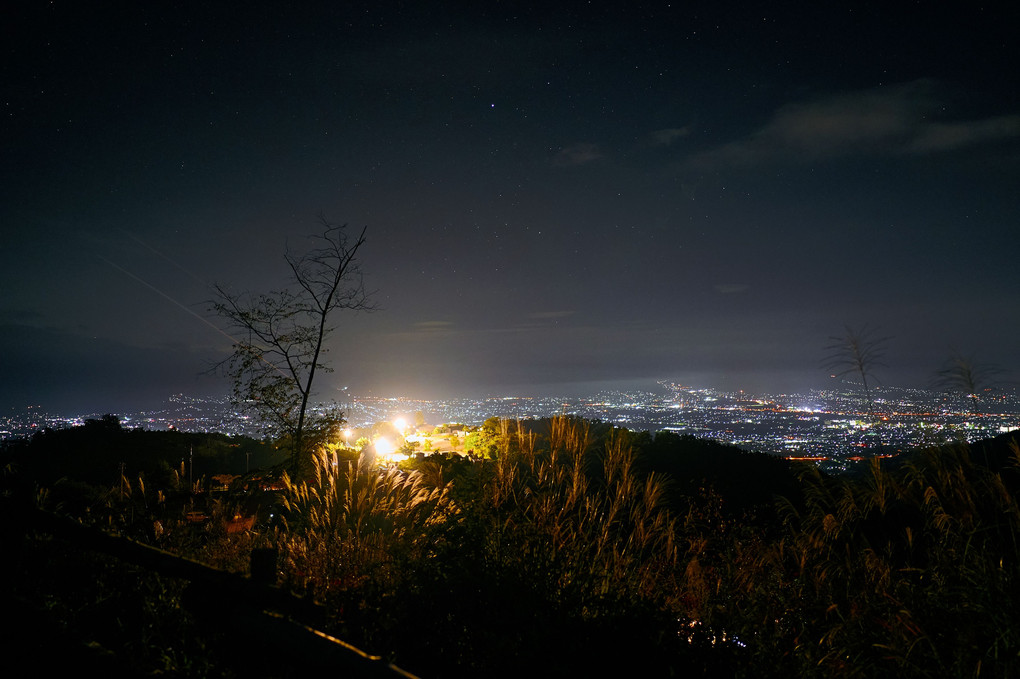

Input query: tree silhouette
[824,325,890,444]
[936,349,1000,416]
[211,218,374,478]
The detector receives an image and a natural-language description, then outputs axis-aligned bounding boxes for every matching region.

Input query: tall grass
[481,418,680,614]
[718,442,1020,677]
[25,415,1017,676]
[278,449,455,598]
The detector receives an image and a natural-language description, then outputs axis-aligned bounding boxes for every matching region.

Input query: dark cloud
[529,311,576,320]
[650,128,690,146]
[552,143,603,166]
[692,80,1020,168]
[907,115,1020,153]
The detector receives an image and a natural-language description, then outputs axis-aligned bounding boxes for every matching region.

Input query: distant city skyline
[6,383,1018,476]
[3,367,1016,418]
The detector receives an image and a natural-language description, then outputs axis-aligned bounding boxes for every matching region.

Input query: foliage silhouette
[211,218,373,479]
[935,349,1001,416]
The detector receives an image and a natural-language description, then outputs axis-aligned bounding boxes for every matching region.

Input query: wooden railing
[8,499,420,678]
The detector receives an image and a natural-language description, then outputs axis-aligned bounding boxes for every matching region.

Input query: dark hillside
[633,431,803,519]
[2,416,284,490]
[890,429,1020,474]
[473,418,802,519]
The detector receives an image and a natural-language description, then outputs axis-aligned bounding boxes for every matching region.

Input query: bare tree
[824,325,891,441]
[211,218,373,478]
[936,349,999,416]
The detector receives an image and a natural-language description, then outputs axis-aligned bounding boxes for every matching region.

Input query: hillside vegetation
[3,416,1019,677]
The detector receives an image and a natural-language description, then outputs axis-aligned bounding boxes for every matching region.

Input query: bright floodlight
[375,437,393,456]
[394,417,407,431]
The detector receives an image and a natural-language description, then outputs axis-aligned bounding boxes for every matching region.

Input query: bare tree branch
[935,349,1000,416]
[209,218,374,477]
[823,325,891,447]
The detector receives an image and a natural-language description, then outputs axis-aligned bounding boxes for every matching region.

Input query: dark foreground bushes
[5,418,1020,677]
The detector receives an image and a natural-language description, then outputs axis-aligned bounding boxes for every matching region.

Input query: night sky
[3,2,1018,414]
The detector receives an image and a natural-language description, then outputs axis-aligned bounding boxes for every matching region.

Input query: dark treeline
[3,416,1019,677]
[4,415,283,485]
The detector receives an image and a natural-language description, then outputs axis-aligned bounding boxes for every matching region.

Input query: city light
[374,436,405,464]
[6,385,1018,474]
